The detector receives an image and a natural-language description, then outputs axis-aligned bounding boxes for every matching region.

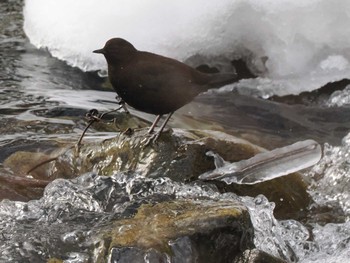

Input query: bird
[93,38,237,142]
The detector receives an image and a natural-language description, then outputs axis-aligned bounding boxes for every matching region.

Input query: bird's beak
[93,48,105,54]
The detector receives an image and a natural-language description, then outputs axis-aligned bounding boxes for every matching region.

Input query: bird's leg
[156,112,173,135]
[143,113,173,146]
[148,115,162,134]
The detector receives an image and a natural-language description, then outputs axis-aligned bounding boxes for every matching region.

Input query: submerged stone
[102,199,254,263]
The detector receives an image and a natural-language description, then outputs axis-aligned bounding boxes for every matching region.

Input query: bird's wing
[118,55,204,114]
[126,58,201,93]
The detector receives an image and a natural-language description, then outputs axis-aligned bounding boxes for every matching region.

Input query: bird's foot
[142,131,162,147]
[142,126,174,147]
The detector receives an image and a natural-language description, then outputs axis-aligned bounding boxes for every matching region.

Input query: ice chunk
[307,131,350,215]
[326,84,350,107]
[199,140,322,184]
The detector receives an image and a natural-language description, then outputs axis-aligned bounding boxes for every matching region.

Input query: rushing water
[1,1,350,262]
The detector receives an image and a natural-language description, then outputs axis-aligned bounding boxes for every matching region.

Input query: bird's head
[93,38,137,64]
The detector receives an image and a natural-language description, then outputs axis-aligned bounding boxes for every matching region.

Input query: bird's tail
[207,72,238,89]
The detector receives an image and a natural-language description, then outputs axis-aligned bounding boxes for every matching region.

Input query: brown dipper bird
[94,38,237,141]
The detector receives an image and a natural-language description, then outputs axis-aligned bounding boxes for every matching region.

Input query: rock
[3,128,312,219]
[218,174,310,220]
[101,199,254,263]
[3,150,74,180]
[72,128,311,219]
[61,128,264,181]
[4,151,56,179]
[0,170,290,262]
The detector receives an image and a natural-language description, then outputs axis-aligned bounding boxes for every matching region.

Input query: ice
[0,171,295,262]
[326,84,350,107]
[1,170,348,262]
[199,140,322,184]
[23,0,350,96]
[242,194,350,263]
[307,132,350,215]
[241,195,302,261]
[299,222,350,263]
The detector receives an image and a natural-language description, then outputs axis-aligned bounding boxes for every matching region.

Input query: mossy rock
[100,199,254,263]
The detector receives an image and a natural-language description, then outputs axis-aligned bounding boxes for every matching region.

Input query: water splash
[0,172,297,262]
[241,195,302,262]
[307,133,350,216]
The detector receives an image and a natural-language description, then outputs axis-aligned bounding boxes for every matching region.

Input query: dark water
[177,92,350,148]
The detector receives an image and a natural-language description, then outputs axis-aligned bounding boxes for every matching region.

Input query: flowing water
[1,1,350,262]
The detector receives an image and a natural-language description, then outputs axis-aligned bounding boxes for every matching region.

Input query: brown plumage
[94,38,237,141]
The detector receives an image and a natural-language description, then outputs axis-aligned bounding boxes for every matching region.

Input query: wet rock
[4,151,56,178]
[3,150,74,180]
[0,174,44,201]
[0,171,289,262]
[1,151,58,201]
[63,129,264,181]
[219,174,310,220]
[73,128,311,219]
[1,150,73,201]
[92,111,149,132]
[80,110,149,134]
[102,199,254,263]
[3,128,312,219]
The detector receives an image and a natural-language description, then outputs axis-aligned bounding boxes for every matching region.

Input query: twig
[26,102,128,177]
[26,156,59,175]
[76,105,125,147]
[0,174,51,188]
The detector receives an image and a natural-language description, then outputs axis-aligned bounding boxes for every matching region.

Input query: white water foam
[23,0,350,97]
